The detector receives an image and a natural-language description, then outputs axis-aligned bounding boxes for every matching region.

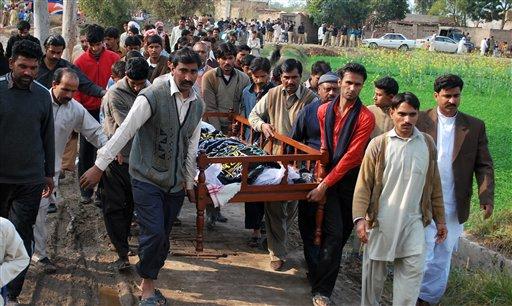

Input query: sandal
[248,236,260,247]
[138,290,167,306]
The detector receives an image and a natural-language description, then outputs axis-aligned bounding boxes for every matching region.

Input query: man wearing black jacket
[5,21,40,59]
[37,34,106,97]
[0,40,54,305]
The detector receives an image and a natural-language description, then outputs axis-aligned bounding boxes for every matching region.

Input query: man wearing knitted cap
[291,72,340,284]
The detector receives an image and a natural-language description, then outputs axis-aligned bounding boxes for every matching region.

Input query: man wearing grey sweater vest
[80,48,204,306]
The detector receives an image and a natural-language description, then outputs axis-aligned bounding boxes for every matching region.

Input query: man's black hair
[125,50,144,61]
[111,61,126,78]
[17,20,30,31]
[281,58,303,75]
[180,16,187,22]
[272,65,282,83]
[86,24,105,44]
[337,62,367,81]
[53,67,79,83]
[175,37,190,49]
[181,29,191,37]
[237,44,251,53]
[242,54,255,67]
[124,36,142,47]
[146,34,163,46]
[144,24,155,31]
[125,57,149,80]
[390,92,420,110]
[44,35,66,49]
[104,27,120,39]
[434,74,464,93]
[250,57,271,73]
[171,47,201,67]
[374,76,399,95]
[215,42,237,59]
[128,26,140,35]
[11,40,43,60]
[311,60,331,75]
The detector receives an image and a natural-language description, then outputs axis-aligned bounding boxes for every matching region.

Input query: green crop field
[304,49,512,216]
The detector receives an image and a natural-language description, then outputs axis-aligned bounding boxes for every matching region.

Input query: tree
[139,0,214,21]
[472,0,512,29]
[371,0,409,25]
[307,0,372,26]
[33,0,50,43]
[78,0,132,28]
[414,0,436,14]
[62,0,77,61]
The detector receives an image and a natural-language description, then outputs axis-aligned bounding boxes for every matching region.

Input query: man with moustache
[306,63,375,306]
[80,48,204,305]
[249,59,319,271]
[33,68,107,274]
[37,34,106,96]
[353,92,446,306]
[290,72,340,283]
[101,57,150,271]
[417,74,494,305]
[0,40,54,305]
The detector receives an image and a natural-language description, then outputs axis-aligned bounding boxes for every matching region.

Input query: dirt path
[17,174,369,305]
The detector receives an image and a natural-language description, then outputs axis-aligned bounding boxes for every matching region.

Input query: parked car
[416,36,459,53]
[362,33,416,51]
[439,27,475,52]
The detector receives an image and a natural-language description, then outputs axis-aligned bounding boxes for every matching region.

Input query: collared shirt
[0,217,30,306]
[437,107,457,212]
[95,75,201,189]
[366,127,428,261]
[318,98,375,187]
[51,89,107,173]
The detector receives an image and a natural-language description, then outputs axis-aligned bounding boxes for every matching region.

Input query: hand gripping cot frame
[194,111,329,252]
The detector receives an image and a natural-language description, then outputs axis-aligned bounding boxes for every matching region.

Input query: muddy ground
[17,173,379,306]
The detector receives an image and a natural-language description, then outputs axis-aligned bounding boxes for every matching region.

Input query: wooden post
[33,0,50,44]
[195,150,208,252]
[61,0,77,61]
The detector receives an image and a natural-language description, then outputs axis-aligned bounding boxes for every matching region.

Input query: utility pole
[33,0,50,44]
[62,0,77,61]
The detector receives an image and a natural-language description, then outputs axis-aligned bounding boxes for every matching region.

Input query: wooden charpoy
[194,112,328,252]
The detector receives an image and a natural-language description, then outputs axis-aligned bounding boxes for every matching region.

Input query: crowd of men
[0,15,494,306]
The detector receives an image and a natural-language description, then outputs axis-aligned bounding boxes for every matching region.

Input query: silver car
[362,33,416,51]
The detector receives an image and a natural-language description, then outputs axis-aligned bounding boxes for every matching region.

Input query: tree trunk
[62,0,78,61]
[33,0,50,44]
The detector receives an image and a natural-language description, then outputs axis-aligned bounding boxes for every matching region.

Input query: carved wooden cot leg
[313,201,325,246]
[196,151,207,252]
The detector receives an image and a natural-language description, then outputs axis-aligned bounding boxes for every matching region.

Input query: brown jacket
[417,108,494,224]
[352,132,446,228]
[148,55,170,83]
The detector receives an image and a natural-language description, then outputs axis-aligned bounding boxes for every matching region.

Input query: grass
[443,268,512,305]
[301,48,511,222]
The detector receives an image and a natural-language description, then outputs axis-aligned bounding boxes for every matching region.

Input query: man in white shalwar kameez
[352,92,447,306]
